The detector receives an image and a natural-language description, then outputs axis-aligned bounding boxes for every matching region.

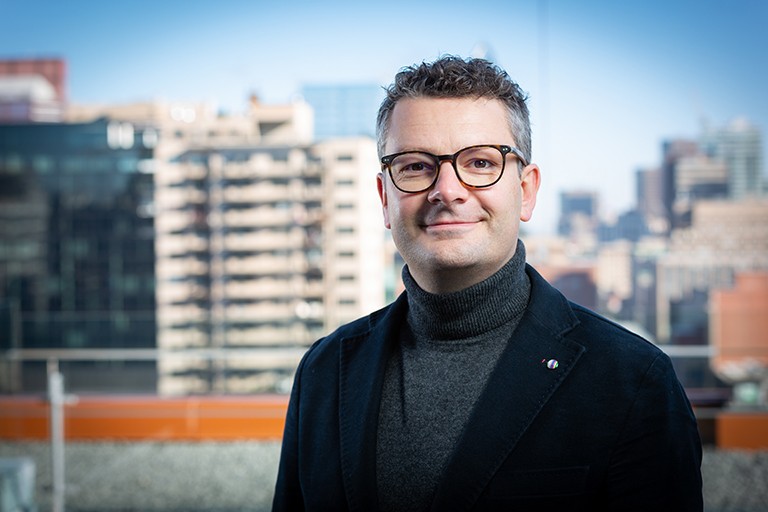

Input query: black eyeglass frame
[380,144,529,193]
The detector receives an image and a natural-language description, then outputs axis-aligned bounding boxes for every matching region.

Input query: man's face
[377,97,540,293]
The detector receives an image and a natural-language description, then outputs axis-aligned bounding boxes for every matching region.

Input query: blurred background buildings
[0,58,391,396]
[0,56,767,404]
[0,50,767,512]
[2,2,767,508]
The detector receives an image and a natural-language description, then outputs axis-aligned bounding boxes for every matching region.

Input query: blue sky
[2,0,766,233]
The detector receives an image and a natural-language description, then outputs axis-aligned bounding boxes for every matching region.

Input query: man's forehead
[385,97,514,152]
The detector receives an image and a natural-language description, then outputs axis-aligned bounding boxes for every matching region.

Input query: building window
[32,155,54,174]
[4,154,23,173]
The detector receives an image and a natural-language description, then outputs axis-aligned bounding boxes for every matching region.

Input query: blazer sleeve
[605,351,703,511]
[272,353,306,512]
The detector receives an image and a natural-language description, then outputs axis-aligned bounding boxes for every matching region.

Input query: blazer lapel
[338,294,407,511]
[431,267,585,510]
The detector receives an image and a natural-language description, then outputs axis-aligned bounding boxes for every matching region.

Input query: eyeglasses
[380,144,528,193]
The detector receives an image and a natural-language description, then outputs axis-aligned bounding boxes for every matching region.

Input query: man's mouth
[422,218,479,232]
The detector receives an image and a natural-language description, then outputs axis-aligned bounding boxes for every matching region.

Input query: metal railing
[0,343,719,512]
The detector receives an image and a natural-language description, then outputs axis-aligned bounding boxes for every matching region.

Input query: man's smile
[421,219,482,239]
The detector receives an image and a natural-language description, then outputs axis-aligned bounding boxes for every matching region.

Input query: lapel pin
[541,358,559,370]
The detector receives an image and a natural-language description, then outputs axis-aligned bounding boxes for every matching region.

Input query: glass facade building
[300,84,384,140]
[0,119,157,392]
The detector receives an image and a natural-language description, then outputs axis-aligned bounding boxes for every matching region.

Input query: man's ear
[519,164,541,222]
[377,172,391,229]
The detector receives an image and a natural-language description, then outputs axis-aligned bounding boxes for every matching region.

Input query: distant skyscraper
[660,138,700,229]
[702,118,764,199]
[671,154,729,226]
[558,190,599,240]
[635,167,666,233]
[300,84,384,140]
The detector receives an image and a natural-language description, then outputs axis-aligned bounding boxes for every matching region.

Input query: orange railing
[0,395,289,441]
[3,394,768,448]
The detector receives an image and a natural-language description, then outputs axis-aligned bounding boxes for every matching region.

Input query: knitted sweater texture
[376,240,531,511]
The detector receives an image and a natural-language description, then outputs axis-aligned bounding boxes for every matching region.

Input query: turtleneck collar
[402,239,530,340]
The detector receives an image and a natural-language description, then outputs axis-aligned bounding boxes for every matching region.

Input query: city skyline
[2,0,767,233]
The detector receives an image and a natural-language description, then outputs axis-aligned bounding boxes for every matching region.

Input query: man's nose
[427,161,468,203]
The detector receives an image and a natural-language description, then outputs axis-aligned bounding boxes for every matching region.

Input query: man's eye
[466,159,500,171]
[398,160,435,173]
[404,162,427,172]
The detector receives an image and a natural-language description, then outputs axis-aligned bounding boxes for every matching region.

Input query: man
[273,56,702,511]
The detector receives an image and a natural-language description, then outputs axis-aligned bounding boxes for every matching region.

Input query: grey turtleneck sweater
[375,240,531,511]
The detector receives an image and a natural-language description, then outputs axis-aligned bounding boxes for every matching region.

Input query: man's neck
[407,246,520,295]
[409,265,501,294]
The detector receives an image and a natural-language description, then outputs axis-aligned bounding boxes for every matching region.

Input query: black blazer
[273,265,703,511]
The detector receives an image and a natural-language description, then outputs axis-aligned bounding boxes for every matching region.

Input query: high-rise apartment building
[66,97,387,395]
[2,75,388,394]
[76,97,383,395]
[154,135,384,394]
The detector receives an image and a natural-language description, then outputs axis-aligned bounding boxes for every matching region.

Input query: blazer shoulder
[568,301,665,362]
[301,294,406,365]
[526,264,664,362]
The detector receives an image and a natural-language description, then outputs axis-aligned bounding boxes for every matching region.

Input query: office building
[557,190,599,246]
[656,198,768,345]
[635,167,667,234]
[661,120,764,229]
[300,84,383,140]
[671,154,729,225]
[0,118,158,392]
[2,82,388,394]
[709,272,768,406]
[595,240,634,317]
[702,118,764,199]
[660,139,701,229]
[525,234,597,311]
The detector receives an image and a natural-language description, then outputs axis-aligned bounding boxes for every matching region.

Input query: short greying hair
[376,55,531,163]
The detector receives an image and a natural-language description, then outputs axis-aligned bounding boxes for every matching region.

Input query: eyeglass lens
[389,145,505,192]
